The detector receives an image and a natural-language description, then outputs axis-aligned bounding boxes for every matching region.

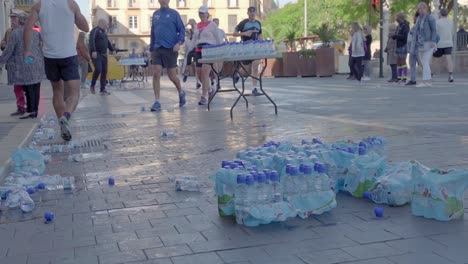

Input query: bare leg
[64,80,81,112]
[446,54,454,73]
[167,67,182,94]
[152,65,162,100]
[51,80,66,118]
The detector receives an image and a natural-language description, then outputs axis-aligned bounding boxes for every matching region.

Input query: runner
[24,0,89,141]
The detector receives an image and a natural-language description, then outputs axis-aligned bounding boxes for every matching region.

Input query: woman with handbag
[76,32,91,89]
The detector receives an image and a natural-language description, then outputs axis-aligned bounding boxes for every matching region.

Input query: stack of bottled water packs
[201,39,279,60]
[215,136,468,224]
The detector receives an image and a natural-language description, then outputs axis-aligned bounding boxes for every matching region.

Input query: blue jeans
[409,53,418,82]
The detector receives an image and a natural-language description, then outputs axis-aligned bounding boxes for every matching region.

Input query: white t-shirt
[436,18,454,48]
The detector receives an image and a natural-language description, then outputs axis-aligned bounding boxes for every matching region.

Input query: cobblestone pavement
[1,75,468,264]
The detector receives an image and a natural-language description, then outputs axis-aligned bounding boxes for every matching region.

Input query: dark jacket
[364,35,372,60]
[393,20,410,48]
[89,27,114,55]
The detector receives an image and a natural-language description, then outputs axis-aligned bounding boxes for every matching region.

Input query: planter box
[298,56,317,77]
[263,58,284,77]
[316,47,335,77]
[282,52,299,77]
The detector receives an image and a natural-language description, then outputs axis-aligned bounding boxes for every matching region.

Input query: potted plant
[314,24,336,77]
[282,26,299,77]
[297,49,317,77]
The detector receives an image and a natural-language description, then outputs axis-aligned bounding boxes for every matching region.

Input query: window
[228,0,238,8]
[203,0,212,7]
[128,0,137,8]
[149,0,157,8]
[177,0,186,8]
[228,14,237,32]
[107,0,116,7]
[129,16,138,30]
[180,15,187,25]
[109,16,118,33]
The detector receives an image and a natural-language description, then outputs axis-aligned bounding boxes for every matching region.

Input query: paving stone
[388,252,454,264]
[98,250,147,264]
[112,220,152,233]
[385,237,448,253]
[60,256,99,264]
[74,243,119,257]
[96,231,138,244]
[0,255,28,264]
[342,258,394,264]
[145,245,192,259]
[118,237,164,251]
[159,232,206,246]
[125,259,172,264]
[135,226,179,239]
[298,248,357,264]
[217,247,270,263]
[342,242,407,259]
[129,211,167,222]
[163,208,203,217]
[171,252,224,264]
[248,254,306,264]
[53,235,96,249]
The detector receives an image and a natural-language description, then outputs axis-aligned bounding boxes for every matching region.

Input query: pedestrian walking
[393,13,410,83]
[233,6,263,96]
[149,0,186,111]
[406,12,420,86]
[192,6,222,105]
[350,22,365,83]
[414,2,437,87]
[362,25,373,81]
[385,24,398,82]
[89,19,114,95]
[0,12,45,119]
[2,9,27,116]
[435,8,455,82]
[76,32,91,89]
[24,0,89,141]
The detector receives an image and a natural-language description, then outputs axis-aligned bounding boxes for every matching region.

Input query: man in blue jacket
[89,19,114,95]
[149,0,186,111]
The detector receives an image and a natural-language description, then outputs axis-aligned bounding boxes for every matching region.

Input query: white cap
[198,6,208,13]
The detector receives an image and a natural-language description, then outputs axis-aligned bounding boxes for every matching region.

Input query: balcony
[15,0,35,6]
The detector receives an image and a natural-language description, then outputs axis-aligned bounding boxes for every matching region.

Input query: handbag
[88,63,93,73]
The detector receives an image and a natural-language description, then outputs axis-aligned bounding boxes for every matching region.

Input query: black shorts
[44,56,80,82]
[186,49,197,66]
[195,43,212,68]
[151,47,178,68]
[433,47,452,58]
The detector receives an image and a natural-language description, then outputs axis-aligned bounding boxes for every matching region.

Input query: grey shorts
[151,47,178,69]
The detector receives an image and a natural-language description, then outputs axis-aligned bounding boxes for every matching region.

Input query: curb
[0,123,39,181]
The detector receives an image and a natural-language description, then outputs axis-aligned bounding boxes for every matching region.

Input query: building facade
[91,0,277,52]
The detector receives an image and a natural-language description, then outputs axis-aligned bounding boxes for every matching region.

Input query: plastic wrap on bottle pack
[343,152,386,197]
[214,165,247,217]
[243,201,298,227]
[10,148,46,175]
[169,175,200,191]
[360,136,387,157]
[368,161,429,206]
[411,168,468,221]
[329,148,357,192]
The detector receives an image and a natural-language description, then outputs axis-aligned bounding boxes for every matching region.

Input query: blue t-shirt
[150,7,185,51]
[235,19,262,42]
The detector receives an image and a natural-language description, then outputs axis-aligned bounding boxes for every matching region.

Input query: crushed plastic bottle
[160,128,177,138]
[69,152,105,162]
[4,189,35,212]
[172,175,200,191]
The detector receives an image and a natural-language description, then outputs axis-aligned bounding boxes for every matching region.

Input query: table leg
[208,63,220,111]
[231,62,250,119]
[257,58,277,115]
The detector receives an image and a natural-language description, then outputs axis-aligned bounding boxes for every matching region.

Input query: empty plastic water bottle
[175,176,200,191]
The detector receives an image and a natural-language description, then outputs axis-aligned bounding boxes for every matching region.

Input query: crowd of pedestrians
[0,0,465,142]
[348,2,458,87]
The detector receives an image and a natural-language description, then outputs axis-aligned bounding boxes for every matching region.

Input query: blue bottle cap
[108,178,115,185]
[257,173,266,183]
[363,190,371,200]
[44,211,55,221]
[290,167,298,176]
[374,207,384,217]
[230,163,238,169]
[245,176,255,185]
[313,138,322,144]
[299,164,306,173]
[358,147,366,156]
[270,171,279,181]
[234,160,243,165]
[37,183,46,189]
[221,160,229,167]
[27,187,35,194]
[314,162,320,171]
[237,174,246,184]
[359,142,366,147]
[348,147,355,154]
